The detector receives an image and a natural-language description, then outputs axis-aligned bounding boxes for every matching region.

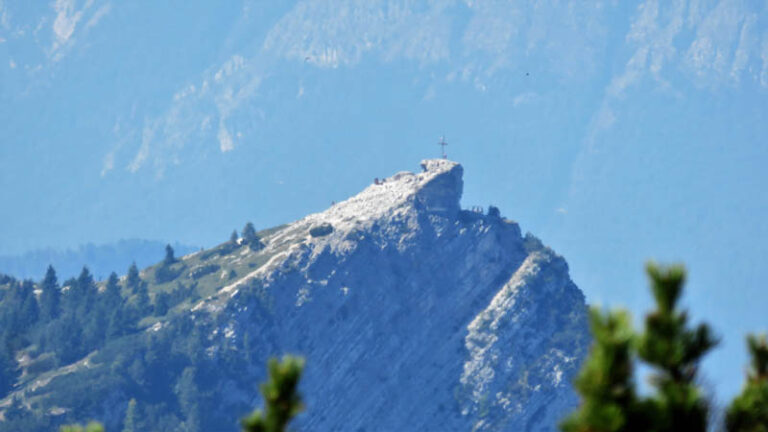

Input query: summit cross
[438,136,448,159]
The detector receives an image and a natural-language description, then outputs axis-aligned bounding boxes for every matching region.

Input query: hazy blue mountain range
[3,0,766,402]
[0,240,198,281]
[0,160,588,431]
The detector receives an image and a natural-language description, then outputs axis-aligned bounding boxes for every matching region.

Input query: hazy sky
[1,0,767,400]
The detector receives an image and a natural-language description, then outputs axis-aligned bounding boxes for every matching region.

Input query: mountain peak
[203,157,588,431]
[419,157,460,173]
[301,159,463,235]
[2,157,589,432]
[417,158,463,215]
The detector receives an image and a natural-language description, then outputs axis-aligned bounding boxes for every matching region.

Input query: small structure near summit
[437,135,448,159]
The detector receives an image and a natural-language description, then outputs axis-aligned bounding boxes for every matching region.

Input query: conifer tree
[726,334,768,431]
[242,222,264,251]
[39,265,61,321]
[73,267,99,315]
[231,230,239,244]
[164,244,176,265]
[242,356,305,432]
[243,222,257,244]
[103,272,123,310]
[125,262,149,316]
[638,263,718,432]
[126,263,141,295]
[561,263,720,432]
[19,280,39,327]
[560,309,642,432]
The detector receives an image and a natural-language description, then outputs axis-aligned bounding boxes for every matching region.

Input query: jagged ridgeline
[0,160,589,432]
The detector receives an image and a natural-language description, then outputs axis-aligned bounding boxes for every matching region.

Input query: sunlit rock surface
[199,159,589,431]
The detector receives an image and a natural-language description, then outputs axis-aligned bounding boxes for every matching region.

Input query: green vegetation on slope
[0,225,286,431]
[61,356,304,432]
[57,261,768,431]
[1,219,766,432]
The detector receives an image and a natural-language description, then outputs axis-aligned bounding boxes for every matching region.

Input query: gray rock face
[417,159,464,216]
[198,160,589,431]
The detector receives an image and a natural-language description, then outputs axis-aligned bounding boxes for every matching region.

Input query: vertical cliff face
[195,159,590,431]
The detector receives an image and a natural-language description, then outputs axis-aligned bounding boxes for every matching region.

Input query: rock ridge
[191,159,590,431]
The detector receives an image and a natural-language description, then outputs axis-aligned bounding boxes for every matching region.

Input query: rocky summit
[0,160,589,432]
[195,159,590,431]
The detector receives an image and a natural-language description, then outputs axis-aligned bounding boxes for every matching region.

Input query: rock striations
[0,159,588,431]
[197,159,589,431]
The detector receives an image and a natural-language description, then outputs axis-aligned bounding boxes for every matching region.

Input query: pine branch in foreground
[727,334,768,432]
[242,355,305,432]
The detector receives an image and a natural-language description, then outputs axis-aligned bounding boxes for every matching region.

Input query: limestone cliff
[0,160,588,432]
[194,159,589,431]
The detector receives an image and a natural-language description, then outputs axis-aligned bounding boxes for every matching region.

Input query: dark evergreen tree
[242,222,264,251]
[71,267,98,315]
[126,263,141,295]
[242,222,257,244]
[230,230,239,244]
[124,262,150,316]
[561,262,719,432]
[726,334,768,431]
[242,356,305,432]
[39,265,61,321]
[19,280,40,328]
[638,263,718,432]
[560,309,642,432]
[103,272,123,310]
[164,244,176,266]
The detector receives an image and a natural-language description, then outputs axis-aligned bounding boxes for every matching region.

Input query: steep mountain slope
[195,159,590,431]
[0,160,589,431]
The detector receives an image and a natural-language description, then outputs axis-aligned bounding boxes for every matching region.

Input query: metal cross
[438,136,448,159]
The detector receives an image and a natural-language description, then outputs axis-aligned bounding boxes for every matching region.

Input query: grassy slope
[0,224,298,413]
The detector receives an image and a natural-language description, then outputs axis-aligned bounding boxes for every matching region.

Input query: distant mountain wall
[0,240,199,281]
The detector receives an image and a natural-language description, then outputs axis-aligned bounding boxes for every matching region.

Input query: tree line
[0,263,145,395]
[58,262,767,431]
